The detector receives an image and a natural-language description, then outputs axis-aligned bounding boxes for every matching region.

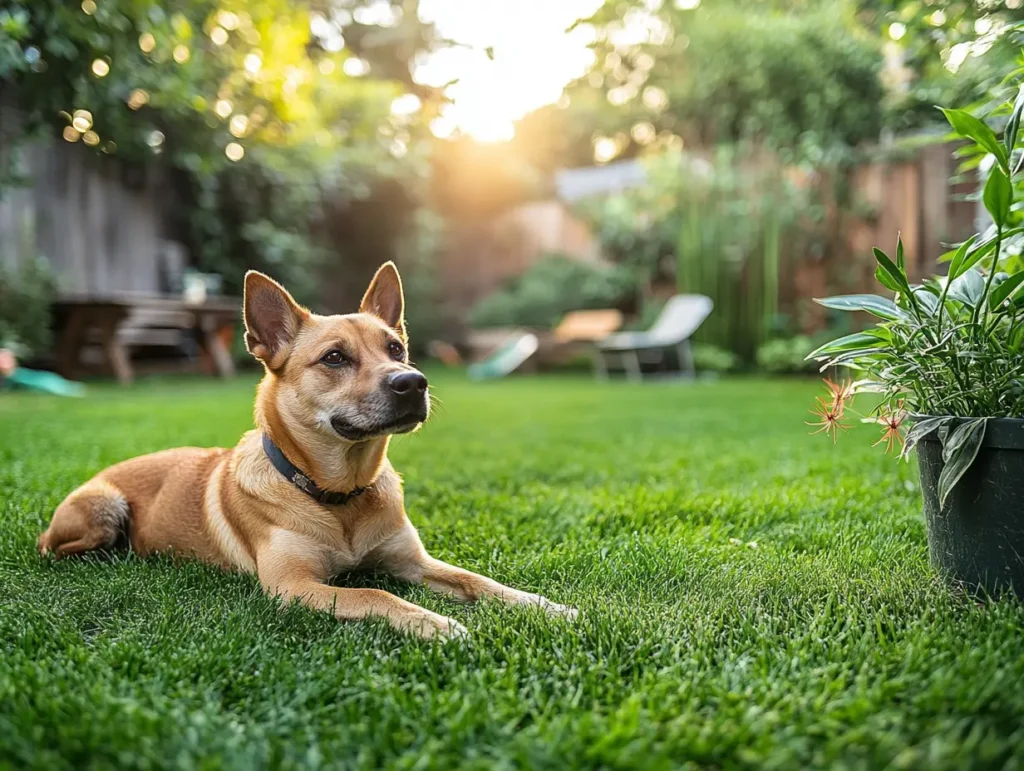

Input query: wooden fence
[0,134,169,294]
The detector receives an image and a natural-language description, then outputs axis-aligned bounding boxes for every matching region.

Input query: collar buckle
[291,472,316,495]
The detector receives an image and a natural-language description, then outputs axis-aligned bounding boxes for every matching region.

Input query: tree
[537,0,885,166]
[0,0,440,304]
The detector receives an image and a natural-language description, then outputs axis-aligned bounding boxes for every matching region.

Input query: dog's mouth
[329,413,424,442]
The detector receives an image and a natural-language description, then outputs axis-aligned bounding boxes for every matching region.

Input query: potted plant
[805,92,1024,598]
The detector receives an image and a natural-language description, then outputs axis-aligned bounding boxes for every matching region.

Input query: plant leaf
[900,416,949,461]
[937,418,987,508]
[805,332,889,361]
[813,294,908,321]
[896,235,905,271]
[947,235,980,279]
[941,108,1010,173]
[983,168,1012,227]
[989,271,1024,309]
[947,268,986,307]
[873,247,911,296]
[820,348,887,369]
[1005,85,1024,157]
[951,238,997,280]
[913,287,939,315]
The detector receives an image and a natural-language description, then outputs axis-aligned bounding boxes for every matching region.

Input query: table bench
[53,294,240,385]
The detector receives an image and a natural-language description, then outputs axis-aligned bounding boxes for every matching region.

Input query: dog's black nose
[388,371,428,395]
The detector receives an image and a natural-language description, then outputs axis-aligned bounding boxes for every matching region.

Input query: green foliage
[0,255,57,358]
[4,375,1024,767]
[397,208,446,353]
[756,336,817,375]
[468,255,633,330]
[0,0,438,307]
[856,0,1024,133]
[691,343,740,373]
[809,81,1024,497]
[565,0,884,162]
[581,149,821,360]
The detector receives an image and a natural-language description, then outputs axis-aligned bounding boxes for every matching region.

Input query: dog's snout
[388,371,428,396]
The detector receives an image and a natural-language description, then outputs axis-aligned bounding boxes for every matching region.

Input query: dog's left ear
[359,261,406,340]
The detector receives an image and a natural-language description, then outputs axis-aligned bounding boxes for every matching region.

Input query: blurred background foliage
[1,0,1022,369]
[0,0,441,307]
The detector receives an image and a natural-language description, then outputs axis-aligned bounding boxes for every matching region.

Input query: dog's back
[38,446,228,561]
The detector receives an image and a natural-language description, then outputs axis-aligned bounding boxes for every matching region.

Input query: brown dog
[38,264,576,639]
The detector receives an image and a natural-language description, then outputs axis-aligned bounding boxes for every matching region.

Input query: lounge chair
[467,332,540,381]
[553,309,624,344]
[595,294,713,381]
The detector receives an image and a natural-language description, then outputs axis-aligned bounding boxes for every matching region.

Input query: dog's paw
[441,619,471,642]
[527,594,579,622]
[543,602,579,622]
[401,612,469,642]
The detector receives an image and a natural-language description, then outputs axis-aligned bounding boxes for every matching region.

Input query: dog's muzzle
[329,370,429,441]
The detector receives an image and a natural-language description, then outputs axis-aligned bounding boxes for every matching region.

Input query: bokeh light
[173,45,190,63]
[225,142,244,161]
[91,59,110,77]
[82,131,100,147]
[127,89,149,110]
[593,136,618,163]
[71,110,93,132]
[228,114,249,137]
[217,11,239,31]
[343,58,369,77]
[139,33,156,53]
[390,94,422,117]
[210,27,229,46]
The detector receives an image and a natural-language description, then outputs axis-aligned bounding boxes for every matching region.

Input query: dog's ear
[359,261,406,340]
[243,271,308,370]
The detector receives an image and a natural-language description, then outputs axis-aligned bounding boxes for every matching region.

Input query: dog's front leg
[257,532,467,640]
[374,525,578,620]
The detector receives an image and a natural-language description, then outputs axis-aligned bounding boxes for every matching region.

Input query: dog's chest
[319,511,396,573]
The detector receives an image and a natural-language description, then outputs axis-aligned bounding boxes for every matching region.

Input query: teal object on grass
[467,333,539,381]
[3,368,85,397]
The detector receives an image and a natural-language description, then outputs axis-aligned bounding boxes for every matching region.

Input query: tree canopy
[0,0,441,302]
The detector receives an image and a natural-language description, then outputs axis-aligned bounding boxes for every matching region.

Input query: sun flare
[417,0,602,142]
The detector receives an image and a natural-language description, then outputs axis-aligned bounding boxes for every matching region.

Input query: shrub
[469,255,633,329]
[0,255,56,358]
[692,343,740,373]
[756,336,817,374]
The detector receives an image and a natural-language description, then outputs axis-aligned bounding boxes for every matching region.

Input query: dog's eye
[320,350,347,367]
[387,341,406,361]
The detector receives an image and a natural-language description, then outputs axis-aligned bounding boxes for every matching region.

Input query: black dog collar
[262,433,368,506]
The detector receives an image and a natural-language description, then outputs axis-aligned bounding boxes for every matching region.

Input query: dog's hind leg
[38,479,130,559]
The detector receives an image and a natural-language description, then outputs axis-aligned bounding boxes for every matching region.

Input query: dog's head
[244,263,429,443]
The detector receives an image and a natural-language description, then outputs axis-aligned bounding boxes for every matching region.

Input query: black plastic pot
[917,417,1024,598]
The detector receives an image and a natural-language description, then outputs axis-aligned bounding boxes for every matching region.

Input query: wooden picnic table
[53,293,241,385]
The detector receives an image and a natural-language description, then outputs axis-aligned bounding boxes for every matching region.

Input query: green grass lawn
[2,373,1023,770]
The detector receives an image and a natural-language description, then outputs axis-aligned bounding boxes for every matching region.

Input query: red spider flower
[822,377,854,414]
[807,396,851,444]
[873,403,907,455]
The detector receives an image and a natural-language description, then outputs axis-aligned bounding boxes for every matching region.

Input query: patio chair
[595,294,713,381]
[467,332,540,381]
[553,309,624,344]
